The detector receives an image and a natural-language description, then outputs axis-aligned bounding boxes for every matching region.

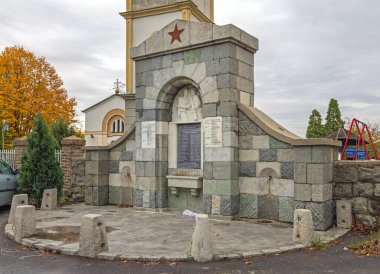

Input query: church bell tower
[120,0,214,94]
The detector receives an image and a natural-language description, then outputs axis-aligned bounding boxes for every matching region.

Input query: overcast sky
[1,0,379,137]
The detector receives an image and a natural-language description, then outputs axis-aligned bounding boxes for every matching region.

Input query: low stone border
[4,223,350,262]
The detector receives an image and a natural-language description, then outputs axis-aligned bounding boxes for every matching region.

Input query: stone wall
[67,157,86,202]
[334,161,380,227]
[238,111,295,223]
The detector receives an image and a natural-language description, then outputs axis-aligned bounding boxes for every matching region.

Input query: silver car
[0,159,18,206]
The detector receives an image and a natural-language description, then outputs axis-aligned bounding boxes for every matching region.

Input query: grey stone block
[311,184,333,202]
[85,187,93,205]
[121,151,134,161]
[92,187,109,206]
[200,46,214,62]
[353,197,369,214]
[259,149,277,162]
[307,163,331,184]
[294,146,312,163]
[239,162,256,177]
[281,162,294,179]
[8,194,28,225]
[220,195,239,216]
[294,183,312,202]
[155,162,168,177]
[213,162,239,180]
[108,161,119,174]
[294,163,307,184]
[135,189,143,207]
[279,197,295,223]
[239,120,264,136]
[108,186,121,205]
[353,183,374,197]
[217,74,237,89]
[14,205,36,243]
[219,88,238,102]
[203,162,213,180]
[334,164,358,183]
[239,194,257,218]
[143,190,155,208]
[239,136,253,150]
[172,52,184,62]
[213,43,236,59]
[305,200,335,231]
[258,195,279,220]
[203,104,217,117]
[155,190,168,208]
[334,183,353,198]
[269,137,291,149]
[311,146,333,163]
[184,49,201,64]
[204,195,212,214]
[217,102,237,117]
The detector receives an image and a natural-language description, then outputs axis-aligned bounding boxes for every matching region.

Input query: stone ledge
[292,139,341,147]
[167,175,203,189]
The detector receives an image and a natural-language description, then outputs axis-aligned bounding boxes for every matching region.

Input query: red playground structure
[341,118,379,160]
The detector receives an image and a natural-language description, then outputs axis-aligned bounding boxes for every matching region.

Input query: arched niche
[168,84,204,173]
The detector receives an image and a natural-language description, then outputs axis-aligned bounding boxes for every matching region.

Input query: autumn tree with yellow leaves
[0,46,76,147]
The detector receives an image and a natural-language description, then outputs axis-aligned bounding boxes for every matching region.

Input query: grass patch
[310,237,327,251]
[349,230,380,256]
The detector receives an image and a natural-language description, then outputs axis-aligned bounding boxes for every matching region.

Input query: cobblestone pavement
[1,205,379,274]
[5,203,349,261]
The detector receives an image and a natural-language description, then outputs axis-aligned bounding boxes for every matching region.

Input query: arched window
[112,118,125,133]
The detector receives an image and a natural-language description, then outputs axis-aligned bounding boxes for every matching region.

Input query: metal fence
[0,149,62,170]
[0,149,16,169]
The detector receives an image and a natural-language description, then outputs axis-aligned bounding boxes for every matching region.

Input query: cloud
[1,0,379,137]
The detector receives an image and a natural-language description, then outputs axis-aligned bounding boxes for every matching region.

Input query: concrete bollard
[337,200,352,229]
[293,209,315,246]
[190,214,213,262]
[79,214,108,258]
[8,194,28,225]
[14,205,36,243]
[41,188,58,210]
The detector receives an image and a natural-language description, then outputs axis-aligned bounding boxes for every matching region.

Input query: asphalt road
[1,205,379,274]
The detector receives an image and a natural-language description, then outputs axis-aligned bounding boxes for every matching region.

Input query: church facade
[84,3,340,231]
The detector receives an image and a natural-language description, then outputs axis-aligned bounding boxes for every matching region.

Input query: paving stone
[258,195,279,220]
[239,162,256,177]
[305,200,334,231]
[259,149,277,162]
[281,162,294,179]
[279,197,295,223]
[239,194,257,218]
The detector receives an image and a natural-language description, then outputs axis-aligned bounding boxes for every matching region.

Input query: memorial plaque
[177,123,201,169]
[141,121,156,148]
[204,117,223,147]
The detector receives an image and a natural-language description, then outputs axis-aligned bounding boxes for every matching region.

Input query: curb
[4,224,350,262]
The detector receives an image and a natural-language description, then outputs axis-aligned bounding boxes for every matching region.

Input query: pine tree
[324,98,344,136]
[306,109,325,138]
[51,118,76,149]
[18,113,63,205]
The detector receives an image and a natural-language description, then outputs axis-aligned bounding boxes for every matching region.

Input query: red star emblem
[168,24,185,44]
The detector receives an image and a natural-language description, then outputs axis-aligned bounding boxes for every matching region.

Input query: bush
[18,113,63,206]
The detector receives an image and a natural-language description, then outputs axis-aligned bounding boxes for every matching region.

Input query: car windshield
[0,160,12,175]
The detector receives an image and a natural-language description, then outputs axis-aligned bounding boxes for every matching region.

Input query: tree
[51,118,76,148]
[306,109,325,138]
[18,113,63,205]
[0,46,76,144]
[324,98,344,136]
